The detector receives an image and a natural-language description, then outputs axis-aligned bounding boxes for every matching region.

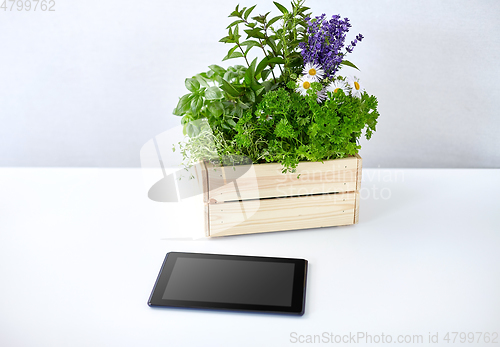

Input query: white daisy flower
[296,76,313,96]
[316,88,327,103]
[326,78,348,96]
[347,76,364,98]
[302,62,324,82]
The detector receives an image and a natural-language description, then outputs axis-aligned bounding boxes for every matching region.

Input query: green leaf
[256,85,266,96]
[240,40,261,49]
[172,107,182,116]
[223,45,238,61]
[266,37,278,53]
[214,75,223,85]
[273,1,288,14]
[267,15,281,27]
[222,51,244,61]
[235,106,244,118]
[205,86,223,100]
[243,5,256,20]
[220,79,241,97]
[229,5,240,18]
[252,15,266,25]
[190,95,203,114]
[256,57,285,76]
[242,41,259,55]
[255,57,269,76]
[185,78,200,92]
[226,19,244,29]
[245,89,256,103]
[199,72,210,79]
[252,12,270,24]
[259,81,271,92]
[287,52,303,65]
[244,28,266,39]
[180,113,193,125]
[340,60,360,71]
[194,74,210,88]
[172,106,184,116]
[186,122,200,137]
[174,93,193,115]
[207,101,224,117]
[224,71,237,81]
[260,69,270,81]
[219,36,233,43]
[208,65,227,76]
[244,45,253,55]
[268,57,286,64]
[238,100,250,110]
[244,58,258,85]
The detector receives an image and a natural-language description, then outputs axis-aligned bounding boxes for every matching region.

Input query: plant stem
[280,16,290,79]
[240,16,283,79]
[262,25,284,76]
[256,39,277,83]
[236,42,250,67]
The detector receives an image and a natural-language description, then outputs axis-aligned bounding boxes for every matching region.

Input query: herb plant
[173,0,380,173]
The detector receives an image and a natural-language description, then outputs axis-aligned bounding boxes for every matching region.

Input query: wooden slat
[354,191,360,224]
[355,153,362,191]
[199,161,210,237]
[200,161,209,204]
[206,156,359,204]
[208,192,356,237]
[354,153,362,224]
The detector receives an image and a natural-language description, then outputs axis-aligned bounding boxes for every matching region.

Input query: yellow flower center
[334,88,340,93]
[354,81,360,90]
[308,68,316,76]
[303,81,311,89]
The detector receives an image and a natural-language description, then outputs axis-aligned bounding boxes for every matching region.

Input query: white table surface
[0,168,499,347]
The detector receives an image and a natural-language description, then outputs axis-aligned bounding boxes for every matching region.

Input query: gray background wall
[1,0,499,168]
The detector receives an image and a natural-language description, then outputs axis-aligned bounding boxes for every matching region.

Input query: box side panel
[354,154,362,224]
[200,161,210,237]
[354,191,360,224]
[207,156,359,204]
[355,153,362,191]
[209,192,356,237]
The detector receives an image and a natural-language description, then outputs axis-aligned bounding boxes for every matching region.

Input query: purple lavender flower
[299,14,363,78]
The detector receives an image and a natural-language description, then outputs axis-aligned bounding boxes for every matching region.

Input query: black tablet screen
[148,252,308,315]
[162,257,295,306]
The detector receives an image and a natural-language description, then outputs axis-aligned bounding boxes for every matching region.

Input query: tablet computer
[148,252,308,315]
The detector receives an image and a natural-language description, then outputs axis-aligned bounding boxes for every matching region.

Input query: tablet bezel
[148,252,308,315]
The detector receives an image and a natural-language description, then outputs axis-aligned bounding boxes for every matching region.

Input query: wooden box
[199,154,362,237]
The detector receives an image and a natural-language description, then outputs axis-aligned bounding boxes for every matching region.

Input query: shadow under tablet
[148,252,308,315]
